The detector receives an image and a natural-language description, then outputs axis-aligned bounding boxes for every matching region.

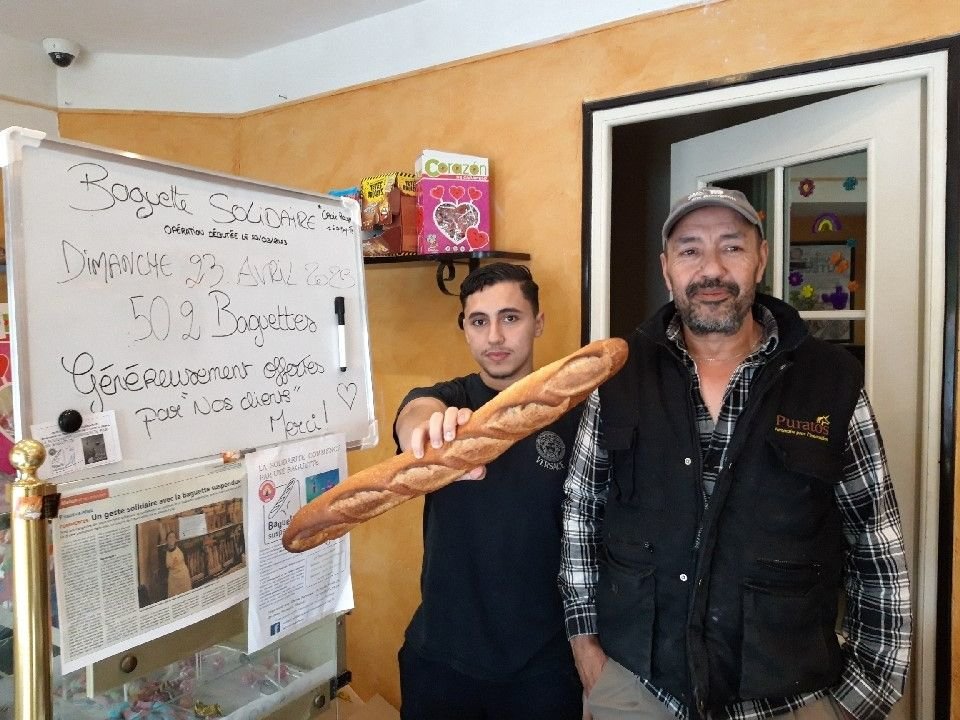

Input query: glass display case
[0,454,348,720]
[0,551,348,720]
[47,615,345,720]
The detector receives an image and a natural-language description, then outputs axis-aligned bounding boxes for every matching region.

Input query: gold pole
[10,439,53,720]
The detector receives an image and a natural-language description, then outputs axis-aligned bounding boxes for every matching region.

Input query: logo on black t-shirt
[535,430,567,471]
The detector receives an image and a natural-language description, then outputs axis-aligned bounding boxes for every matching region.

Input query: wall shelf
[364,250,531,295]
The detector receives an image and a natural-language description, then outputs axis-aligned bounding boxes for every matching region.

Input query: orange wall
[54,0,960,709]
[59,113,240,174]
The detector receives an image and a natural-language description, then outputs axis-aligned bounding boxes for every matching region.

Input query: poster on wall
[244,434,352,653]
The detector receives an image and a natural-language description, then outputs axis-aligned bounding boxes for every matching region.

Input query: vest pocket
[597,557,655,679]
[601,424,640,506]
[738,579,838,699]
[766,436,842,483]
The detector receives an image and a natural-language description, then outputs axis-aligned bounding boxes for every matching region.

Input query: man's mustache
[686,278,740,299]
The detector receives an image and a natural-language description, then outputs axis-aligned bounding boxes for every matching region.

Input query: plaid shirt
[560,308,911,720]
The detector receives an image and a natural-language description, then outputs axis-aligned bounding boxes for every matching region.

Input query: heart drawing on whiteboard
[337,382,358,410]
[433,202,479,244]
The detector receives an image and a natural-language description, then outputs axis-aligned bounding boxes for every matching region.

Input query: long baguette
[282,337,628,552]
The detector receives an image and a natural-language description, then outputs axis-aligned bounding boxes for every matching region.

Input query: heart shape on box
[466,226,489,250]
[0,353,9,380]
[429,186,444,200]
[433,202,480,243]
[467,187,483,201]
[449,186,465,201]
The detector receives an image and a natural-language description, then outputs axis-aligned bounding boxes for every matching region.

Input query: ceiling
[1,1,696,114]
[1,0,425,58]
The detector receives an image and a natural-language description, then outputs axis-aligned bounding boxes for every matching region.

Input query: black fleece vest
[596,298,862,716]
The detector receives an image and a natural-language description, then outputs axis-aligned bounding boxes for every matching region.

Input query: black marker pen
[335,296,347,371]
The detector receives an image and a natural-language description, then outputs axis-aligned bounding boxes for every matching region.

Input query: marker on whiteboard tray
[334,296,347,371]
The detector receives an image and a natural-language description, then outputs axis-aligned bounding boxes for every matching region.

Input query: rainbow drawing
[812,212,842,233]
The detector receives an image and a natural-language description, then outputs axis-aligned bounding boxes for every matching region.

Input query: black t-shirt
[393,373,583,681]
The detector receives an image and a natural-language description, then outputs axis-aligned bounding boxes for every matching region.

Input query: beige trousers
[587,658,849,720]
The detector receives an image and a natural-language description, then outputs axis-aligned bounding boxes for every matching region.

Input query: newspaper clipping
[53,462,247,674]
[245,434,353,653]
[31,410,122,479]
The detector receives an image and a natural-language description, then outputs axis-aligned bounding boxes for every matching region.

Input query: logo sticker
[258,479,276,503]
[535,430,566,470]
[774,414,830,442]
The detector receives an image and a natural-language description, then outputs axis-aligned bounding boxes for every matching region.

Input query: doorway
[582,47,953,718]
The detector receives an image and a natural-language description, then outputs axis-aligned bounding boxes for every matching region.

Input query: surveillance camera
[42,38,80,68]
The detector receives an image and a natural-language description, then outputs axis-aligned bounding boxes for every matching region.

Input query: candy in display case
[47,614,343,719]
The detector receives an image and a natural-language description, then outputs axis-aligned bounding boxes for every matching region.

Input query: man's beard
[675,278,754,336]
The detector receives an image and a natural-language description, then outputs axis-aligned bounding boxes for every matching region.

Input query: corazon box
[415,150,490,254]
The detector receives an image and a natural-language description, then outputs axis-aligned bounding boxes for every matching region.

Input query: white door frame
[587,51,948,719]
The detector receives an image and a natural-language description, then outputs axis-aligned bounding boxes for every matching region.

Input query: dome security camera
[42,38,80,68]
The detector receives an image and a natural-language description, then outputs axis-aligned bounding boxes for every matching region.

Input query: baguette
[282,337,628,552]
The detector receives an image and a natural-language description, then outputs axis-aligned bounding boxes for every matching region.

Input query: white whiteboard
[1,131,377,482]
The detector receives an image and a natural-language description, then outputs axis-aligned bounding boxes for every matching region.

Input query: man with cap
[560,188,911,720]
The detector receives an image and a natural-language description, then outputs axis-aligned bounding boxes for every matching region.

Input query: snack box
[415,150,491,254]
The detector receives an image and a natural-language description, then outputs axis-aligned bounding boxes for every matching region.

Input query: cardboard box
[378,183,418,254]
[415,150,490,254]
[317,687,399,720]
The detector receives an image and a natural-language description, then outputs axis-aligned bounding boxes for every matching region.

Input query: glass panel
[48,618,343,717]
[784,151,866,359]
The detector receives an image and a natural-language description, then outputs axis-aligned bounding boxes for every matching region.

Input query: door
[671,79,923,719]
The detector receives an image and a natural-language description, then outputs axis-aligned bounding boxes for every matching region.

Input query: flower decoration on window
[842,176,858,191]
[847,280,860,293]
[846,237,857,248]
[789,282,821,311]
[821,285,850,310]
[798,178,816,197]
[788,271,804,287]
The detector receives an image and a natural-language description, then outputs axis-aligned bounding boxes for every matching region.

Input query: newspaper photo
[53,461,247,674]
[245,434,353,653]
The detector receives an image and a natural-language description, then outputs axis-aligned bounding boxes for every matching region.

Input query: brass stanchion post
[10,439,54,720]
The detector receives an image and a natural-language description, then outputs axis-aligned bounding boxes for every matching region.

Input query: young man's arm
[394,397,486,479]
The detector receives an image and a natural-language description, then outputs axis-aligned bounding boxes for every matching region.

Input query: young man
[561,188,911,720]
[394,262,583,720]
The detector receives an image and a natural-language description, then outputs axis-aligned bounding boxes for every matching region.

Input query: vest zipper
[696,357,792,550]
[686,371,707,551]
[686,354,793,714]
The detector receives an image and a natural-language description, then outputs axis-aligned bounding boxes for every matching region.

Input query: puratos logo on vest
[774,414,830,442]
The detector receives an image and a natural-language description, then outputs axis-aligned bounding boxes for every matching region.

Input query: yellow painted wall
[59,113,240,174]
[49,0,960,710]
